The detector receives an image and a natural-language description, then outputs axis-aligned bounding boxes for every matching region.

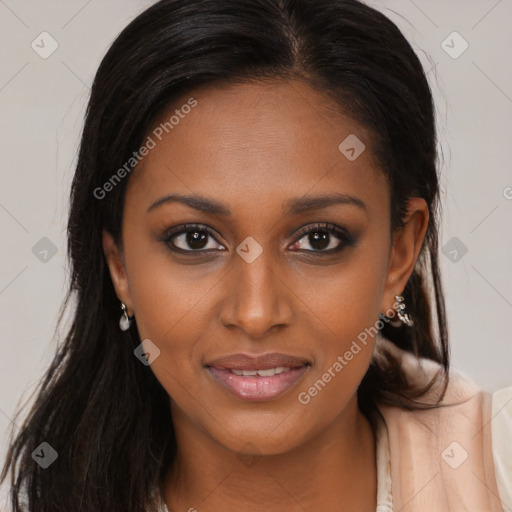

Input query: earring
[393,294,414,327]
[119,302,134,331]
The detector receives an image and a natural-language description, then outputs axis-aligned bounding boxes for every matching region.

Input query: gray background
[1,0,511,507]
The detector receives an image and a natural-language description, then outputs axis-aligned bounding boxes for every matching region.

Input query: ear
[380,197,429,314]
[102,229,134,315]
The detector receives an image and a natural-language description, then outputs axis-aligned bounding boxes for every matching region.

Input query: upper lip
[206,353,310,371]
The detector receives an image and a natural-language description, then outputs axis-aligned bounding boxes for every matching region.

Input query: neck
[161,395,377,512]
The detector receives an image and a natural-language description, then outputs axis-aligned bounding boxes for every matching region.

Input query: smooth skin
[103,78,429,511]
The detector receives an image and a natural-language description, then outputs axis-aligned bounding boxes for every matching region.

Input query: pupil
[310,231,329,250]
[187,230,207,249]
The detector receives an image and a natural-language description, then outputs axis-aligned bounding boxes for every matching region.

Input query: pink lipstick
[206,353,310,402]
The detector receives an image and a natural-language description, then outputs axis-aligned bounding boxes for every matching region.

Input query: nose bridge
[220,242,292,336]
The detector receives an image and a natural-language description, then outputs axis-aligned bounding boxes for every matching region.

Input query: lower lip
[207,366,310,402]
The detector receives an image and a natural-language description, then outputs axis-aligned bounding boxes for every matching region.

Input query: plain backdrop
[1,0,511,507]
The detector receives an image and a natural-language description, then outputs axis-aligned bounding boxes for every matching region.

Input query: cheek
[122,238,232,404]
[300,243,388,348]
[128,266,211,350]
[295,239,389,400]
[123,220,219,341]
[128,276,209,413]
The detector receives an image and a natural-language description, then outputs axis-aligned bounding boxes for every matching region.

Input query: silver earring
[119,302,133,331]
[394,294,414,327]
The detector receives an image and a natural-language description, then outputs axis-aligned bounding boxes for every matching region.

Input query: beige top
[373,386,512,511]
[373,335,512,511]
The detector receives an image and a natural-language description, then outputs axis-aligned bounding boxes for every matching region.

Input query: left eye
[289,223,351,253]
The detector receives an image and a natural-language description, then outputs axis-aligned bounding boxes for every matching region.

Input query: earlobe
[102,229,133,314]
[380,197,429,313]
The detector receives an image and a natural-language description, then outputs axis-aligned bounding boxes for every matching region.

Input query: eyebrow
[146,192,367,216]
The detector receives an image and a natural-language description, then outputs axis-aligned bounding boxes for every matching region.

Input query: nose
[219,249,294,338]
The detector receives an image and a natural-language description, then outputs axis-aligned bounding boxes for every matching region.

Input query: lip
[205,352,311,402]
[206,352,310,371]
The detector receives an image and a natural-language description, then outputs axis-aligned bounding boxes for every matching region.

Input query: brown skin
[103,79,428,511]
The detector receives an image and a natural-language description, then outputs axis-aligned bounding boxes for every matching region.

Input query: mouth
[205,353,311,402]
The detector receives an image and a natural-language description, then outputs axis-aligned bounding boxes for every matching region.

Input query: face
[103,79,428,456]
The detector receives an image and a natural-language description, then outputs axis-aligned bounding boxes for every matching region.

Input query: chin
[206,410,317,458]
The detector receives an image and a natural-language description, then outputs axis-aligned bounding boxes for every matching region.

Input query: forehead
[126,79,389,220]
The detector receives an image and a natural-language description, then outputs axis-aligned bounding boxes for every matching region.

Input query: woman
[1,0,510,510]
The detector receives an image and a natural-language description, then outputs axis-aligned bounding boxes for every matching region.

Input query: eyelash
[162,222,354,254]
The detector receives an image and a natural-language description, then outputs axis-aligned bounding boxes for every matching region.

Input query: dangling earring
[393,294,414,327]
[119,302,134,331]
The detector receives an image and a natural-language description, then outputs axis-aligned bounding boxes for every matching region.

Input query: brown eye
[289,223,355,253]
[163,224,225,252]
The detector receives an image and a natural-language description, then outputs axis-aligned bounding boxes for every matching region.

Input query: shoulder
[373,335,510,511]
[490,385,512,510]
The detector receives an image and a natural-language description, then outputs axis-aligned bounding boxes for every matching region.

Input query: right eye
[163,224,226,252]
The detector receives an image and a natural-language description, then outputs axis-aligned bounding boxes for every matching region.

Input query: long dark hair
[1,0,449,509]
